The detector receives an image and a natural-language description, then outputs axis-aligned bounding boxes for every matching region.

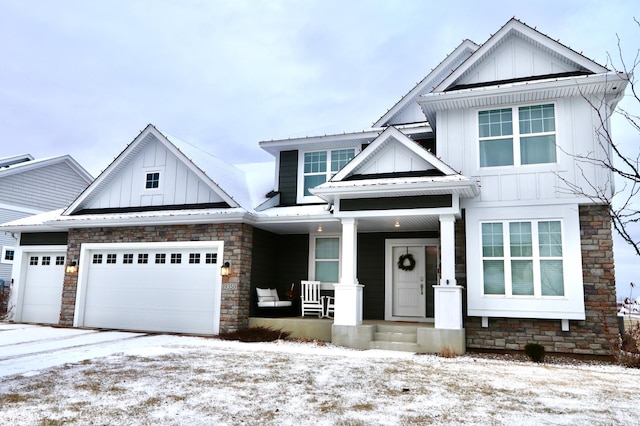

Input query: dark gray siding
[20,232,68,246]
[278,150,298,206]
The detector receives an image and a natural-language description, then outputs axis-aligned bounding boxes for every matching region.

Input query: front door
[386,238,439,321]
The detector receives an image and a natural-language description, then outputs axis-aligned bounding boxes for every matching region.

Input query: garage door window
[138,254,148,264]
[30,256,38,265]
[42,256,51,266]
[189,253,201,264]
[56,256,65,265]
[123,254,134,264]
[106,254,117,264]
[206,253,217,264]
[155,254,166,264]
[171,253,182,264]
[93,254,103,264]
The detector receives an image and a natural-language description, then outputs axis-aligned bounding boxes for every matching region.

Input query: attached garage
[74,241,223,335]
[16,247,66,324]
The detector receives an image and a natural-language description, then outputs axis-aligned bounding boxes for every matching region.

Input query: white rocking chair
[300,280,323,317]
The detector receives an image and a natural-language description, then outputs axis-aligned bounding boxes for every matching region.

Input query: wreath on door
[397,252,416,271]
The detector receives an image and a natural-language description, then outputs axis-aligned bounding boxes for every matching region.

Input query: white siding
[358,139,434,175]
[457,36,575,87]
[438,96,608,207]
[84,138,225,210]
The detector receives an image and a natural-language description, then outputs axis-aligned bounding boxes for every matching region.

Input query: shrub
[218,326,290,342]
[439,346,457,358]
[524,343,546,363]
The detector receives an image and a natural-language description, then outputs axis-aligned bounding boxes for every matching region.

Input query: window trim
[308,234,341,284]
[144,170,162,191]
[478,102,558,169]
[480,219,565,298]
[297,147,358,203]
[1,246,15,264]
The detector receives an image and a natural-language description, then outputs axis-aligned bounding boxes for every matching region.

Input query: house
[0,154,92,315]
[2,19,627,355]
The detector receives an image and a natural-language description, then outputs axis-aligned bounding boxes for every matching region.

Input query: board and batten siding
[0,162,89,211]
[84,138,225,210]
[278,150,298,206]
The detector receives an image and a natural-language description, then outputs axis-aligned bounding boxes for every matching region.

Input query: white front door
[392,246,425,317]
[386,238,439,321]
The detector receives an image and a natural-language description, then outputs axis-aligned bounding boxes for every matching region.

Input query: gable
[332,127,456,182]
[434,19,608,93]
[66,126,237,215]
[452,34,579,88]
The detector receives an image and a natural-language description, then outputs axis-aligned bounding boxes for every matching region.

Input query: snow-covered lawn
[1,323,638,425]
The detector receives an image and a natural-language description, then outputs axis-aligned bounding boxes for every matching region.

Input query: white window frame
[478,102,557,168]
[144,170,163,191]
[297,147,357,203]
[1,246,15,264]
[480,219,565,298]
[309,234,341,284]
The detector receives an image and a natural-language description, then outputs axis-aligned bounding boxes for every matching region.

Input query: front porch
[248,317,466,354]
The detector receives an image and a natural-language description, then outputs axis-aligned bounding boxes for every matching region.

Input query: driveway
[0,322,167,378]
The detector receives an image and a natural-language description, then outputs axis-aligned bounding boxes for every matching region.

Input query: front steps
[370,324,419,352]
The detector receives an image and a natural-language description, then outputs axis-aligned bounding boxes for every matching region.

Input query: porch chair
[255,288,292,308]
[323,294,335,319]
[300,280,323,317]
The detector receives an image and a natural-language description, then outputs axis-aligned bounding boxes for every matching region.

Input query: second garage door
[77,242,222,335]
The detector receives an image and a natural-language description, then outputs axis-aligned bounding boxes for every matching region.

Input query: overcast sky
[1,0,637,297]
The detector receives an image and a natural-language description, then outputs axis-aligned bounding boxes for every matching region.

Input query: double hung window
[481,220,564,297]
[479,104,556,167]
[302,149,355,197]
[313,236,340,283]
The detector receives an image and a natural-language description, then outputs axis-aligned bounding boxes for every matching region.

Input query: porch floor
[248,317,463,354]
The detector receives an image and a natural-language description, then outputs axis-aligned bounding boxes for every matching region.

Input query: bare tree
[560,19,640,257]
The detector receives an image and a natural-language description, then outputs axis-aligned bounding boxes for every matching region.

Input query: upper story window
[301,149,355,198]
[145,172,160,189]
[1,247,15,264]
[479,104,556,167]
[481,220,564,297]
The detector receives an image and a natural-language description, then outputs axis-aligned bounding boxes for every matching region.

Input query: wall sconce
[220,261,231,276]
[66,260,78,274]
[317,225,323,232]
[394,220,400,228]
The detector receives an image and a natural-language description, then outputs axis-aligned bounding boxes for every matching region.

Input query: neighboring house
[1,19,627,355]
[0,154,92,313]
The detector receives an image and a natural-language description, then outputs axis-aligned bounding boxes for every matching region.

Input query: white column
[435,214,463,329]
[439,214,456,286]
[334,217,363,326]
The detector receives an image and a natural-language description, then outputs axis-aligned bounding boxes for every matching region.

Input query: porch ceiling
[252,212,441,235]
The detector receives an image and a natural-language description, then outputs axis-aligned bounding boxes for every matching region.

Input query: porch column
[334,217,363,326]
[435,214,463,329]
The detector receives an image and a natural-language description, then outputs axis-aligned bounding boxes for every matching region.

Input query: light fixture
[65,260,78,274]
[220,261,231,276]
[317,225,323,232]
[394,220,400,228]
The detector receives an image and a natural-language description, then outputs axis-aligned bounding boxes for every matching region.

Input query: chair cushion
[256,288,275,303]
[257,300,292,308]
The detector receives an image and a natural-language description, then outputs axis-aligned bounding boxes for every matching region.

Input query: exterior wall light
[66,260,78,274]
[220,261,231,276]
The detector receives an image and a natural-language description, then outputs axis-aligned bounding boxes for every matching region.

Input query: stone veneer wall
[60,223,253,334]
[463,204,618,356]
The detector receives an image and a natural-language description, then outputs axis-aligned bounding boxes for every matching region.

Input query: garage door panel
[21,253,65,324]
[81,244,220,335]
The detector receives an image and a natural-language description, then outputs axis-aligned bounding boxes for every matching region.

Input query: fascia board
[259,130,381,156]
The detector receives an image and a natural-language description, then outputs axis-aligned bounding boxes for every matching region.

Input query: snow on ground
[1,323,639,425]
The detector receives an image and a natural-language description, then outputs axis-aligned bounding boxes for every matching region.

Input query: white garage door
[21,252,66,324]
[79,243,221,335]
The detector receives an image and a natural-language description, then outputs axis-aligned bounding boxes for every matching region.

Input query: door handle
[420,284,424,295]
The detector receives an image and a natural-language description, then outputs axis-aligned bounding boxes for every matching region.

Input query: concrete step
[370,340,418,352]
[375,324,420,334]
[374,331,417,343]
